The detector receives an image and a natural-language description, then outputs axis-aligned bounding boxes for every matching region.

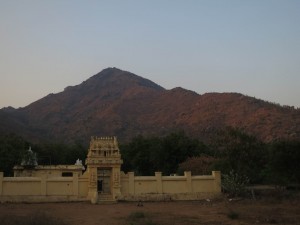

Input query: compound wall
[0,171,221,203]
[118,171,221,201]
[0,172,89,202]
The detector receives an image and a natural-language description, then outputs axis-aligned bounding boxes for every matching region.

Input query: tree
[33,142,87,165]
[178,155,217,175]
[0,133,29,176]
[120,131,207,175]
[263,140,300,186]
[212,127,267,183]
[120,135,162,175]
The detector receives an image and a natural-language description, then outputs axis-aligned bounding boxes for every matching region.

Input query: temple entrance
[86,136,123,203]
[97,168,111,194]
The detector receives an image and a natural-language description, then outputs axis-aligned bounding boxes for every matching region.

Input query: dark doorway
[97,180,103,192]
[97,168,111,194]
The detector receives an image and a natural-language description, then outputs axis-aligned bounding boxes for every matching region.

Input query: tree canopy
[120,131,207,175]
[0,129,299,187]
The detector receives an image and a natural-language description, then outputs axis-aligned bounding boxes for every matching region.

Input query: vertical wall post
[212,171,221,193]
[0,172,3,195]
[155,172,163,193]
[88,167,98,204]
[112,166,122,199]
[73,173,79,197]
[41,174,47,196]
[128,172,135,195]
[184,171,192,192]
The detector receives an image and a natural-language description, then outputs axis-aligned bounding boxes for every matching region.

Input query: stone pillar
[155,172,163,193]
[128,172,135,195]
[212,171,221,193]
[0,172,3,195]
[184,171,192,193]
[88,167,98,203]
[112,166,121,199]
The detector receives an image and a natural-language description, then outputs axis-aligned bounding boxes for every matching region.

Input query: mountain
[0,67,299,144]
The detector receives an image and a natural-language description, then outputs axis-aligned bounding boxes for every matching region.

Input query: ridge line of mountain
[0,67,299,143]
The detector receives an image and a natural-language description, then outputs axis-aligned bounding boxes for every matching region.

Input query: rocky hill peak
[0,68,299,144]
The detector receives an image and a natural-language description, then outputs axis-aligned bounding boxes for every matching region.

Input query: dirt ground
[1,196,300,225]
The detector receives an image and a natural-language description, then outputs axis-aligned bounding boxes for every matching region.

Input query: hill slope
[0,67,299,143]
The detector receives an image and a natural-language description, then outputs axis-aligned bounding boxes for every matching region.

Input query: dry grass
[0,194,300,225]
[0,211,67,225]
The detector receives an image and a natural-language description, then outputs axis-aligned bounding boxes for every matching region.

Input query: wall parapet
[119,171,221,201]
[0,170,221,203]
[0,172,88,203]
[3,177,41,181]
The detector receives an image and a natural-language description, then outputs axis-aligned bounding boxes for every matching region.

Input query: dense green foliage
[212,128,267,183]
[120,131,207,175]
[32,142,87,166]
[262,140,300,185]
[0,129,299,187]
[0,134,29,176]
[0,134,86,176]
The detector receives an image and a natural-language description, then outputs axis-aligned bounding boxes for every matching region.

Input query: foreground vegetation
[121,128,300,188]
[0,128,299,188]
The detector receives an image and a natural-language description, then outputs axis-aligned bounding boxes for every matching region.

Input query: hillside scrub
[0,129,299,187]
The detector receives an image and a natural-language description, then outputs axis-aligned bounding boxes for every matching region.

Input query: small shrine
[13,146,85,178]
[85,136,123,203]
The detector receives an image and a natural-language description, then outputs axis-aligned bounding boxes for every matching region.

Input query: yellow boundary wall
[0,171,221,203]
[118,171,221,201]
[0,172,89,203]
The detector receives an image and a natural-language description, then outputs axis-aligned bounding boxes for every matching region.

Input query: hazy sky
[1,0,299,108]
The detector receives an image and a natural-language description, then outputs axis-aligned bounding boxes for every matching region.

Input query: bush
[222,170,250,197]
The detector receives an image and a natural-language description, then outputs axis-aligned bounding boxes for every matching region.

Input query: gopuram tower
[85,136,123,203]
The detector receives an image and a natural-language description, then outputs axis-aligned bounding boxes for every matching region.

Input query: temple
[0,136,221,204]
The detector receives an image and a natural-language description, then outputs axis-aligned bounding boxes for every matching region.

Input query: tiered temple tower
[85,136,123,203]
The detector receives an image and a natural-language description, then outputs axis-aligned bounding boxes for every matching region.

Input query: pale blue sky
[1,0,299,108]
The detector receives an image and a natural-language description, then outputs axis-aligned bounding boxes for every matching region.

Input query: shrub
[222,170,250,197]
